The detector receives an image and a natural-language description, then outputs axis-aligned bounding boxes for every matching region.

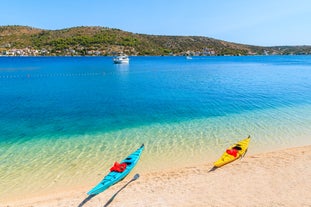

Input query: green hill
[0,25,310,56]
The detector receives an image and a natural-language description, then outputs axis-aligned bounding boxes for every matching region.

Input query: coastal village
[0,47,294,57]
[1,45,309,57]
[1,47,50,56]
[0,47,102,56]
[0,46,217,57]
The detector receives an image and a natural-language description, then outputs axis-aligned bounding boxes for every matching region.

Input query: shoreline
[3,145,311,207]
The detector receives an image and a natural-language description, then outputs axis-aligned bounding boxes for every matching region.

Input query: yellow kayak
[213,136,251,168]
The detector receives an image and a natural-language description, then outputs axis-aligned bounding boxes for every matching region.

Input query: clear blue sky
[1,0,311,46]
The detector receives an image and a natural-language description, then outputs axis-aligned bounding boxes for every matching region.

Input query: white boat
[186,56,192,59]
[113,55,129,64]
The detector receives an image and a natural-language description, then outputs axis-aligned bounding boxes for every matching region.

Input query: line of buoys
[0,72,106,79]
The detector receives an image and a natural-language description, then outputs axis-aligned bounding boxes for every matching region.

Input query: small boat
[113,54,129,64]
[186,56,192,59]
[87,144,144,195]
[213,136,250,168]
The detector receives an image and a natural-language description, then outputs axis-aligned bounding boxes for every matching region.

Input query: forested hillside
[0,25,310,56]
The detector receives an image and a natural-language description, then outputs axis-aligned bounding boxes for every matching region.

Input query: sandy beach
[3,145,310,207]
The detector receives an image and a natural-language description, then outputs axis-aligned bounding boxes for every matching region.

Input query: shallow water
[0,56,311,201]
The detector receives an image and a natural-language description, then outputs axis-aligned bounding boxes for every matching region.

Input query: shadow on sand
[208,166,218,172]
[77,194,96,207]
[103,174,140,207]
[77,173,140,207]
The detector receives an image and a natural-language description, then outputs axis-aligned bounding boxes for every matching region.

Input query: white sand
[3,145,311,207]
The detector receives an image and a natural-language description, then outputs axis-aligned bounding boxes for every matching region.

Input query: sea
[1,56,311,201]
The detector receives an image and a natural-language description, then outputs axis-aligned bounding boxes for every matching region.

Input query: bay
[0,56,311,201]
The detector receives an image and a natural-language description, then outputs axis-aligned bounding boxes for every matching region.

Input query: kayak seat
[232,146,242,150]
[124,161,132,166]
[124,158,133,166]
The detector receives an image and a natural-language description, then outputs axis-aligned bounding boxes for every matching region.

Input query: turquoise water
[1,56,311,201]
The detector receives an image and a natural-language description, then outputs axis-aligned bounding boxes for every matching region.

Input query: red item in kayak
[226,148,238,157]
[110,162,127,172]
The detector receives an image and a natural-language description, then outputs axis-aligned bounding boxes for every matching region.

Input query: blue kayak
[87,144,144,195]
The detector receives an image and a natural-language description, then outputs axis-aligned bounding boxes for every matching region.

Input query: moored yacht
[113,54,129,64]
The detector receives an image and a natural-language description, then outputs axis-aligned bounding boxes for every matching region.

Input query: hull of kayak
[87,144,144,195]
[214,136,250,168]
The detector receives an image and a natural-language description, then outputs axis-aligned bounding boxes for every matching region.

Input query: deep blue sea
[1,56,311,201]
